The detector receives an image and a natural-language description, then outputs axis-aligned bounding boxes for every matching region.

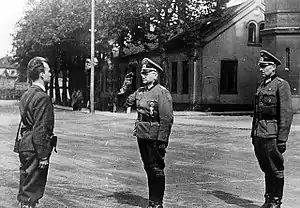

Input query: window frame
[248,22,257,44]
[171,62,178,94]
[247,21,265,46]
[181,60,189,95]
[220,60,238,94]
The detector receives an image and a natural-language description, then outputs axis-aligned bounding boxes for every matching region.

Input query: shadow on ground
[208,190,260,208]
[108,191,148,207]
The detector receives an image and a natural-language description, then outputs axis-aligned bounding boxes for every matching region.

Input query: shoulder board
[277,77,284,82]
[159,85,166,90]
[137,87,145,92]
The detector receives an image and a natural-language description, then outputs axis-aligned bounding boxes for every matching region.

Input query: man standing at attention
[125,58,173,208]
[251,50,294,208]
[15,57,55,208]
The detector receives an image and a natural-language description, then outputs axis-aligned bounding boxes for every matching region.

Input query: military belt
[137,114,159,122]
[257,114,277,120]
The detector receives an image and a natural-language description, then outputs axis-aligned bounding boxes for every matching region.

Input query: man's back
[18,85,54,156]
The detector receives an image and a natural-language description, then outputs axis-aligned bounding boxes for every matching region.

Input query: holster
[50,135,58,153]
[13,139,20,153]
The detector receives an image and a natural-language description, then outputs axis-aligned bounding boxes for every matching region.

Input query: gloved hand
[157,141,168,152]
[125,72,134,79]
[277,141,286,153]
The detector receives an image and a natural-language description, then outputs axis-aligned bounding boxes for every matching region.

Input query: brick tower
[262,0,300,111]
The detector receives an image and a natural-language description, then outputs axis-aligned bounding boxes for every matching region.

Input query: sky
[0,0,27,58]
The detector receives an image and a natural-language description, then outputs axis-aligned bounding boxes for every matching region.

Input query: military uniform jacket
[251,76,293,142]
[19,85,54,159]
[126,84,173,143]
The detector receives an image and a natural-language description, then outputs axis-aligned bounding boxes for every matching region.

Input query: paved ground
[0,100,300,208]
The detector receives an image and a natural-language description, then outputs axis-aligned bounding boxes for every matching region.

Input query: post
[90,0,95,113]
[192,48,197,111]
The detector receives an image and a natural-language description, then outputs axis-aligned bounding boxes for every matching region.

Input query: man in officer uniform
[251,50,293,208]
[125,58,173,208]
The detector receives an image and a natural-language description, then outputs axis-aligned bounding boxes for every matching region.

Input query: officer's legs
[267,140,284,207]
[138,138,165,207]
[253,137,274,207]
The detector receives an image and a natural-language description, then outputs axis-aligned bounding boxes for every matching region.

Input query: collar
[32,82,46,92]
[145,82,157,91]
[264,74,277,85]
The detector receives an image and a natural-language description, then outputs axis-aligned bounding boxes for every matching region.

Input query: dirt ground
[0,101,300,208]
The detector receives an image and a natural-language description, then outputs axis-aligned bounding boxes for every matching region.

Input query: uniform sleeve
[124,90,137,108]
[251,88,258,138]
[277,81,293,142]
[157,89,173,143]
[32,95,53,159]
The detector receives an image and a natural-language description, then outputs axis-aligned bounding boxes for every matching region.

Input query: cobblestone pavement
[0,102,300,208]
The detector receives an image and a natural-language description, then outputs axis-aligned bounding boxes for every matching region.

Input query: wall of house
[263,0,300,112]
[200,4,264,109]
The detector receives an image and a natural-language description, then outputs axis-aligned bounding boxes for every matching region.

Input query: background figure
[15,57,56,208]
[251,50,293,208]
[71,89,84,111]
[117,72,134,111]
[125,58,173,208]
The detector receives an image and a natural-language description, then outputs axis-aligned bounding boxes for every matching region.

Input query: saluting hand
[39,158,49,169]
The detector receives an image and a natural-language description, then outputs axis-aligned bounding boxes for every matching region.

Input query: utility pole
[90,0,95,113]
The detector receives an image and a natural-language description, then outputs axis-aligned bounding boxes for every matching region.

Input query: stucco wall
[201,5,264,105]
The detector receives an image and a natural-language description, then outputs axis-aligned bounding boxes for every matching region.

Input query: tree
[12,0,229,108]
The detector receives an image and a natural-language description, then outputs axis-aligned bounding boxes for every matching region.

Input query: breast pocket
[259,92,277,117]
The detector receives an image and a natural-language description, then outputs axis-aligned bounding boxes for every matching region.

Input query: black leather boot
[260,193,272,208]
[269,197,282,208]
[146,200,163,208]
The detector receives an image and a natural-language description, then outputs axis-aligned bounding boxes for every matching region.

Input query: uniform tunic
[17,85,54,205]
[126,83,173,143]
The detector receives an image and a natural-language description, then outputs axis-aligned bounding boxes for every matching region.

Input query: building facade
[116,0,265,111]
[262,0,300,112]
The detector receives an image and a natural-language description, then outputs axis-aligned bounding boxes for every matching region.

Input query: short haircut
[27,57,48,82]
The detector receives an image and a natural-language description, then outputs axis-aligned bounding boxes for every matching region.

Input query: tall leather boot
[260,193,272,208]
[269,197,282,208]
[270,178,284,208]
[20,202,30,208]
[274,178,284,202]
[146,200,163,208]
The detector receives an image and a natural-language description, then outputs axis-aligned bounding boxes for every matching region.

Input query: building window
[182,60,189,94]
[259,23,264,44]
[220,60,238,94]
[285,48,290,70]
[248,22,256,44]
[171,62,177,93]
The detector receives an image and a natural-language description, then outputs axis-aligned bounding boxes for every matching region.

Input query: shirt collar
[264,74,277,85]
[32,83,46,92]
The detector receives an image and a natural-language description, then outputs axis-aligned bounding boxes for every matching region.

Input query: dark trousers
[137,138,166,204]
[17,152,49,205]
[252,137,284,200]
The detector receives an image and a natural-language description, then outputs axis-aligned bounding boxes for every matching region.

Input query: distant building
[0,64,27,99]
[115,0,265,111]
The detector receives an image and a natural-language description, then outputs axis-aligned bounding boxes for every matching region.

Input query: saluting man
[125,58,173,208]
[251,50,294,208]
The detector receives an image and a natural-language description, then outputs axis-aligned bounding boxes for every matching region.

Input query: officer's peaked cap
[258,50,281,66]
[141,58,163,73]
